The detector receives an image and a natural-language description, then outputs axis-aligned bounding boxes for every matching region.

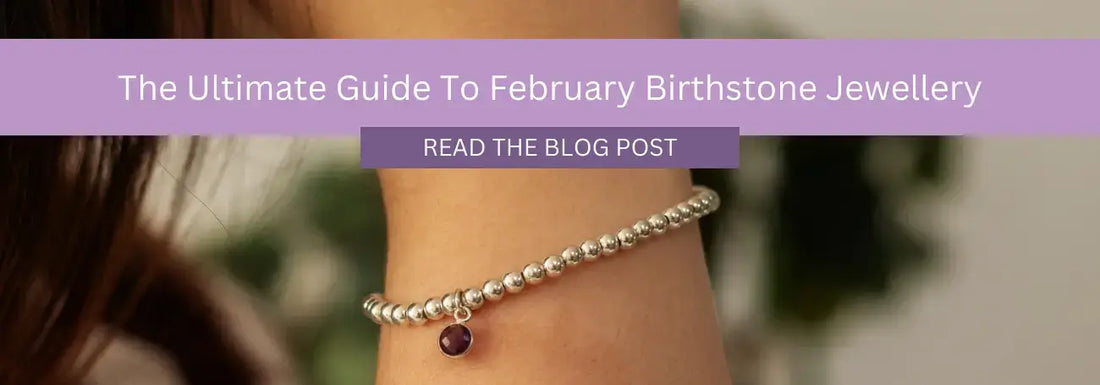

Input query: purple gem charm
[439,323,473,358]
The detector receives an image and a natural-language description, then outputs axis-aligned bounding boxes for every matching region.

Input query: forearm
[317,1,727,383]
[375,169,730,385]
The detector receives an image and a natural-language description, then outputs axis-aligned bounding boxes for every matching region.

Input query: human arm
[308,1,731,383]
[371,169,731,385]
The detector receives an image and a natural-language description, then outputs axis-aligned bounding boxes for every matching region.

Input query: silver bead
[503,272,526,293]
[369,301,385,324]
[365,297,385,323]
[407,303,427,325]
[424,297,445,320]
[442,293,460,313]
[362,296,377,318]
[543,255,566,277]
[617,228,638,249]
[698,196,714,214]
[703,190,720,210]
[664,208,683,228]
[689,197,707,216]
[633,220,652,239]
[482,279,506,301]
[522,263,546,284]
[562,246,584,266]
[598,234,620,255]
[580,240,602,262]
[648,214,669,234]
[390,304,408,325]
[676,203,695,223]
[379,303,395,324]
[463,288,485,310]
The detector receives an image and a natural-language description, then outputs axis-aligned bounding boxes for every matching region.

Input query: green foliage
[296,166,388,295]
[681,2,952,333]
[201,165,387,385]
[290,166,387,385]
[765,138,949,331]
[206,227,285,296]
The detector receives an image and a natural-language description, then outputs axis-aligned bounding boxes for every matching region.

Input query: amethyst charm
[439,305,474,358]
[439,323,473,357]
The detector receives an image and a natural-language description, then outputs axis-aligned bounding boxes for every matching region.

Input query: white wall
[830,139,1100,385]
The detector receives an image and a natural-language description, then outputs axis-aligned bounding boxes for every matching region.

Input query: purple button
[360,126,739,168]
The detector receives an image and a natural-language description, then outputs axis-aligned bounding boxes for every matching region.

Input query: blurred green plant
[681,2,952,335]
[681,5,953,383]
[203,165,387,385]
[766,138,948,331]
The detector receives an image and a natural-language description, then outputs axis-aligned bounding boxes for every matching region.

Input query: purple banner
[360,127,739,168]
[1,39,1098,135]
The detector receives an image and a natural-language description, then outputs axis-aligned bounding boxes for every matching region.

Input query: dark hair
[0,0,305,38]
[0,138,262,385]
[0,2,294,384]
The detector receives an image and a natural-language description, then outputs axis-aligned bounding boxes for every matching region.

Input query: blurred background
[93,2,1100,385]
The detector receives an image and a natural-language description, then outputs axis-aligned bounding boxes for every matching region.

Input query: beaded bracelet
[361,185,720,358]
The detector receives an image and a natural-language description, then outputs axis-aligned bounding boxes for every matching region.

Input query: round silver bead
[688,197,707,216]
[407,303,427,325]
[442,293,460,314]
[562,246,584,266]
[580,240,602,262]
[482,279,506,301]
[703,190,720,210]
[424,297,444,320]
[633,220,652,239]
[362,297,377,317]
[617,228,638,249]
[698,196,714,214]
[598,234,620,255]
[390,304,409,325]
[648,214,670,234]
[365,297,384,323]
[522,263,546,284]
[463,288,485,310]
[503,272,526,293]
[543,255,566,277]
[664,208,683,228]
[369,300,385,324]
[676,203,695,223]
[379,303,395,324]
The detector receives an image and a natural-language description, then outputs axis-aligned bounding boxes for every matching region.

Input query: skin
[308,2,732,384]
[310,0,680,38]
